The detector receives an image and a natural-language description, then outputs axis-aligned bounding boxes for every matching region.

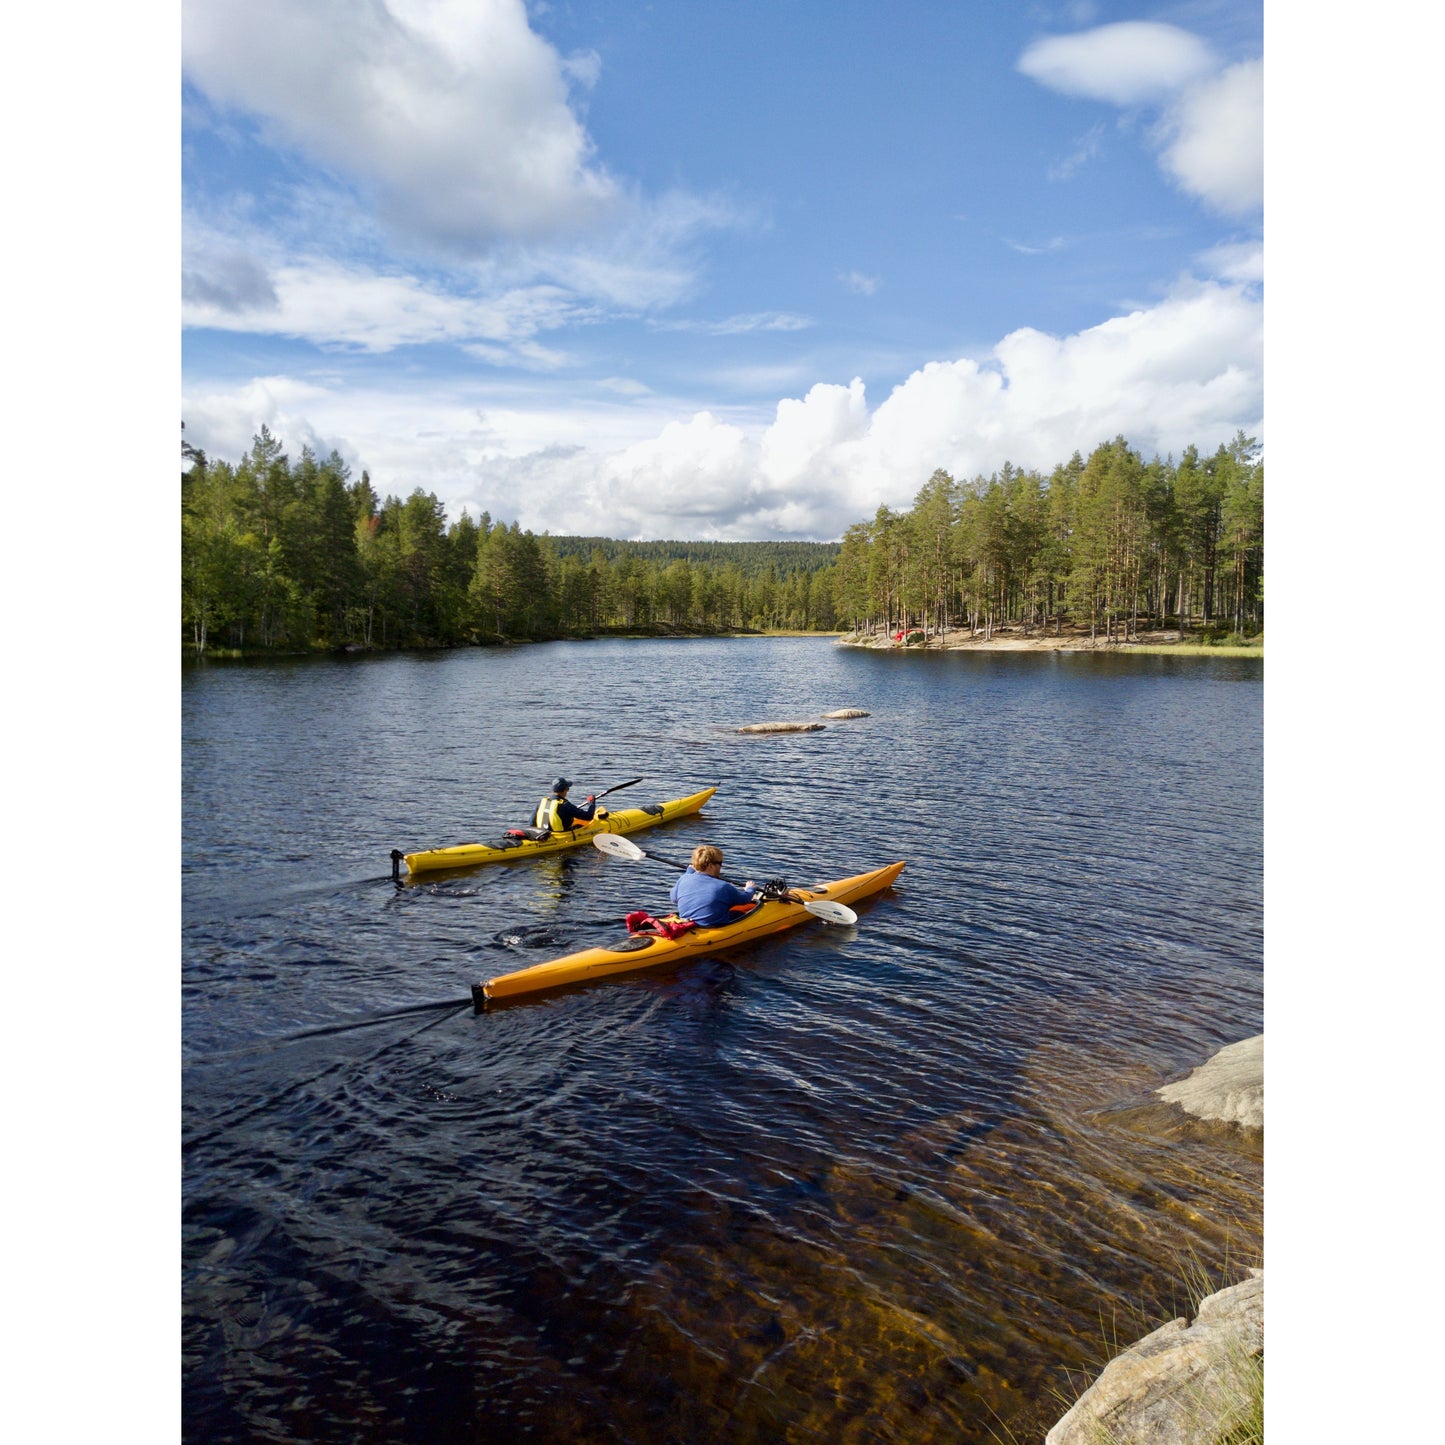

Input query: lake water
[182,636,1263,1443]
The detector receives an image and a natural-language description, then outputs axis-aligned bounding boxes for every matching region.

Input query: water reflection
[183,639,1262,1443]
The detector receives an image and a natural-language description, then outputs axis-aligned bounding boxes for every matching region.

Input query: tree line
[181,427,843,652]
[181,427,1261,654]
[834,432,1263,642]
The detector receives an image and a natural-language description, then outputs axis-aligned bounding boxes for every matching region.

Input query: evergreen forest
[181,426,1262,655]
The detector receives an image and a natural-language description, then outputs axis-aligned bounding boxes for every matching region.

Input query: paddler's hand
[585,795,595,804]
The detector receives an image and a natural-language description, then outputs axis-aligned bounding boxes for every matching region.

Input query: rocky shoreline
[1047,1036,1264,1444]
[836,625,1261,654]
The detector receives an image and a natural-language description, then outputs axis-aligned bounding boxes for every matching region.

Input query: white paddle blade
[593,833,646,860]
[803,900,858,925]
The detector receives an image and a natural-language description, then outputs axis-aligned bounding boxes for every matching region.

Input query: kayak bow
[475,859,905,1006]
[399,786,717,876]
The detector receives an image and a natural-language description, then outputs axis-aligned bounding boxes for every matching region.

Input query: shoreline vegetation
[836,622,1262,657]
[184,623,810,661]
[183,429,1262,659]
[187,623,1262,663]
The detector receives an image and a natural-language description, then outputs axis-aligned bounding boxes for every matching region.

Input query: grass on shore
[1125,644,1263,658]
[1073,1254,1262,1445]
[1085,627,1262,658]
[986,1252,1262,1445]
[1175,1253,1263,1445]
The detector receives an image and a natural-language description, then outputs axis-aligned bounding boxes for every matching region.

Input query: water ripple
[183,640,1261,1443]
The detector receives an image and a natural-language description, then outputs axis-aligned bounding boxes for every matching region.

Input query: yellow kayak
[397,786,717,876]
[475,860,905,1005]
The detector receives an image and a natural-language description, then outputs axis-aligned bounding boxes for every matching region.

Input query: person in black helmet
[533,777,608,833]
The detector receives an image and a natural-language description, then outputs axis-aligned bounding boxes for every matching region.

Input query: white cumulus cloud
[182,376,344,465]
[1197,240,1264,284]
[1159,60,1264,215]
[1017,22,1217,105]
[1019,23,1261,222]
[183,277,1261,542]
[761,380,869,489]
[601,415,757,527]
[182,0,616,252]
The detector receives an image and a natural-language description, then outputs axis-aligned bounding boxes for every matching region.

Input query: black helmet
[551,776,572,794]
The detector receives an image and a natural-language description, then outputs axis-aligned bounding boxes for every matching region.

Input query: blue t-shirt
[668,868,757,928]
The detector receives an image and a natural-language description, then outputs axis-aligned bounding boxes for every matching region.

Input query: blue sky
[182,0,1264,540]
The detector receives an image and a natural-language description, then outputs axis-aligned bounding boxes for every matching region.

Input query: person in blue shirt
[668,844,759,927]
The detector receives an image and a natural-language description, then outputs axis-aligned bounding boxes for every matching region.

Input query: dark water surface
[182,637,1263,1443]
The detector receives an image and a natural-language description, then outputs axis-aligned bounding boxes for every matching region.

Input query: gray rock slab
[821,709,870,719]
[1046,1271,1263,1445]
[1156,1035,1263,1129]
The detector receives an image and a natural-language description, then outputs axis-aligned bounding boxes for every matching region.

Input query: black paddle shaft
[592,776,644,801]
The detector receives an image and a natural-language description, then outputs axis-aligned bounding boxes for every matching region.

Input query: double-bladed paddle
[592,833,859,924]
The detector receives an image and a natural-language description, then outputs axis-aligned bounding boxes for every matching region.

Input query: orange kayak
[475,860,905,1007]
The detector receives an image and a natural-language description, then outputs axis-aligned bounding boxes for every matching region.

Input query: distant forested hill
[543,537,842,576]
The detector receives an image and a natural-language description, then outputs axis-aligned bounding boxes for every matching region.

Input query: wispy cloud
[1046,122,1106,181]
[181,245,596,357]
[649,312,813,336]
[521,189,745,310]
[460,340,576,371]
[841,270,879,295]
[1196,239,1263,284]
[1005,236,1070,256]
[181,180,745,355]
[703,362,823,397]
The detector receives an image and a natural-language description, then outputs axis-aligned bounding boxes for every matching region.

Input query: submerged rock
[736,721,826,733]
[821,709,870,719]
[1046,1272,1263,1445]
[1157,1035,1263,1129]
